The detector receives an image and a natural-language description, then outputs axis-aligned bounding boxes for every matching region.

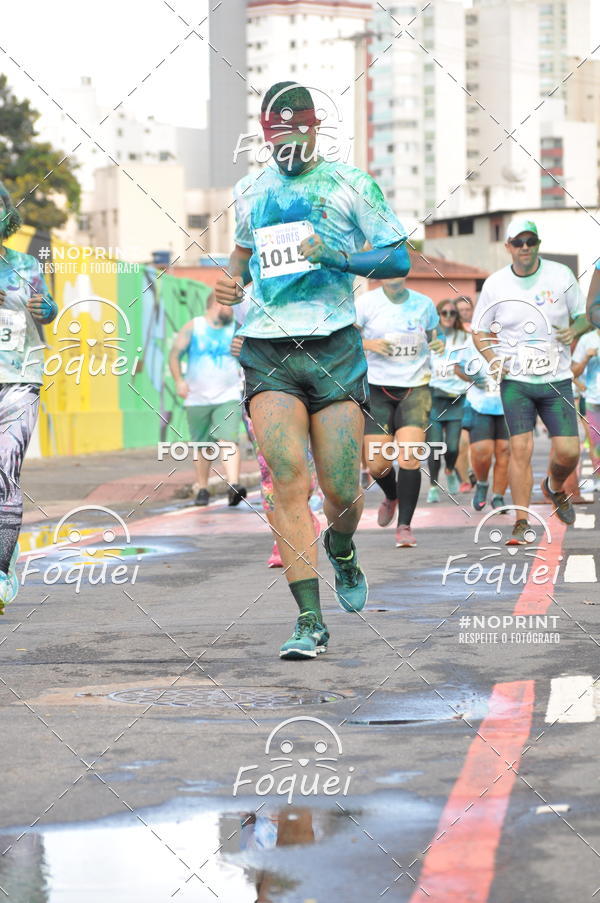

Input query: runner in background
[473,219,588,544]
[463,342,510,512]
[356,277,438,547]
[572,327,600,492]
[455,295,476,492]
[0,181,58,611]
[169,295,247,508]
[426,298,471,502]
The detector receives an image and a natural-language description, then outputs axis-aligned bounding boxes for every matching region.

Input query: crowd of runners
[1,80,599,663]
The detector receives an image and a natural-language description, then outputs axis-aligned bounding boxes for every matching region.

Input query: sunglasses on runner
[508,237,540,248]
[440,309,457,317]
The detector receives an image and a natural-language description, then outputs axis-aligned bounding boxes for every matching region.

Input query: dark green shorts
[239,324,369,415]
[500,378,579,438]
[469,411,509,444]
[430,390,465,424]
[365,383,432,435]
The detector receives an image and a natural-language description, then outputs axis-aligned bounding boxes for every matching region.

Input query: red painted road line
[408,680,535,902]
[513,519,566,616]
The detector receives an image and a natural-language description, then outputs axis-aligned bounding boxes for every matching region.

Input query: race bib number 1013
[254,221,321,279]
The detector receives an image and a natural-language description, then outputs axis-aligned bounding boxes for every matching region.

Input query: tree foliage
[0,74,81,231]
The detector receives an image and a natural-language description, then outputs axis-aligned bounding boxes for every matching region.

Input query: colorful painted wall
[6,227,211,456]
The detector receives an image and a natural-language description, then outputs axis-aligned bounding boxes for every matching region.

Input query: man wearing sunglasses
[473,219,588,544]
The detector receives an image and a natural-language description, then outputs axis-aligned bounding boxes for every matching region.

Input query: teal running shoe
[446,471,460,495]
[473,482,489,511]
[322,528,368,613]
[427,486,440,503]
[491,495,507,512]
[0,543,20,613]
[279,613,329,660]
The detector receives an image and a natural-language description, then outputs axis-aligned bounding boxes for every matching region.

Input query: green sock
[289,578,321,618]
[327,528,354,559]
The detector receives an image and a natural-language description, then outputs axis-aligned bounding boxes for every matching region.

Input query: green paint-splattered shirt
[0,247,56,384]
[233,161,406,339]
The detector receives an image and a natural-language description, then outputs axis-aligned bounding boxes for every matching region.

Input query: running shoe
[472,482,489,512]
[194,488,209,506]
[322,528,368,613]
[540,476,576,525]
[459,481,472,493]
[395,525,416,547]
[279,613,329,660]
[506,521,532,546]
[427,486,440,503]
[446,471,460,495]
[228,483,247,507]
[491,495,507,511]
[377,497,397,526]
[267,541,283,568]
[0,545,19,614]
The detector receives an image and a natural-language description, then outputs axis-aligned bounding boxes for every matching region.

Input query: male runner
[216,81,409,659]
[356,277,438,547]
[169,294,246,507]
[473,219,588,543]
[0,181,58,609]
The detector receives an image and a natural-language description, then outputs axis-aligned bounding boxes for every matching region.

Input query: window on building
[188,214,209,230]
[458,218,474,235]
[78,215,90,232]
[116,128,123,137]
[159,151,170,161]
[387,143,394,152]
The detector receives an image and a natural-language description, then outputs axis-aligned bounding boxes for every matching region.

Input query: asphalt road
[1,439,599,902]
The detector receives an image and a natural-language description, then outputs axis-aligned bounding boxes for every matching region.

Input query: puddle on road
[348,687,489,725]
[0,803,350,903]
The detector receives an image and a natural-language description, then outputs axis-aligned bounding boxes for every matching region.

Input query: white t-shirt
[183,317,242,406]
[572,330,600,405]
[355,287,439,387]
[429,330,470,395]
[473,259,586,384]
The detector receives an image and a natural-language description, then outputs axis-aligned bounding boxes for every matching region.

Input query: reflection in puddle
[0,805,343,903]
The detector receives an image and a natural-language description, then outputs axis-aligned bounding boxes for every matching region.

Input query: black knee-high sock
[375,469,396,500]
[397,468,421,526]
[428,450,441,485]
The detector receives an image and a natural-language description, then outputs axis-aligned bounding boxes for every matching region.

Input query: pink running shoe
[377,497,397,527]
[459,481,472,493]
[267,541,283,568]
[395,525,417,547]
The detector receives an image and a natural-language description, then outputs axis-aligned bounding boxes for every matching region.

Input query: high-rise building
[209,0,249,187]
[368,0,466,231]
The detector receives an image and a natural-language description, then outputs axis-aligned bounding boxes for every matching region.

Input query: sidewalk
[21,446,260,523]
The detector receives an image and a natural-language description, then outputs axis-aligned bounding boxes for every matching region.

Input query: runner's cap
[505,218,539,241]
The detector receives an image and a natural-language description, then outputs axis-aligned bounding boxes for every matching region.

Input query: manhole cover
[105,686,345,709]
